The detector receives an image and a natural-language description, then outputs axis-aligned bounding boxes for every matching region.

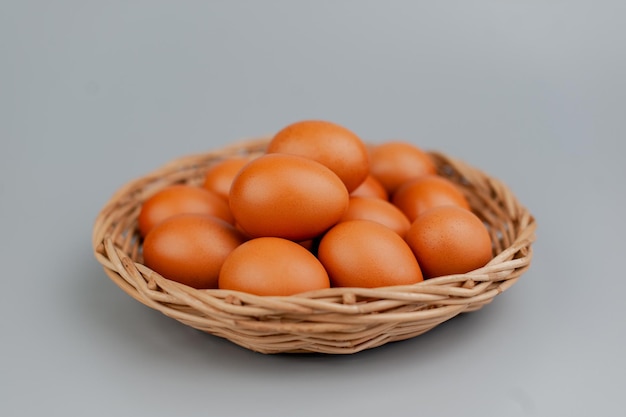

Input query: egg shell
[229,153,349,241]
[350,174,389,200]
[404,205,492,278]
[142,213,247,289]
[138,184,234,237]
[340,197,411,237]
[267,120,369,192]
[369,141,437,194]
[218,237,330,296]
[392,174,470,222]
[202,156,254,201]
[318,219,424,288]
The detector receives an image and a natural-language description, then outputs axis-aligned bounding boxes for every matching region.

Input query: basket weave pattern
[92,138,536,354]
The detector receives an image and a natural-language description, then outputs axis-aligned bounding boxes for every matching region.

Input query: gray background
[2,1,625,416]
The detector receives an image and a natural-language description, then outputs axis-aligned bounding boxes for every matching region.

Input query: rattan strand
[92,138,536,354]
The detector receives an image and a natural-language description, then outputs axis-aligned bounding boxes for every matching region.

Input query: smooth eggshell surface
[267,120,369,192]
[219,237,330,296]
[318,219,424,288]
[142,213,247,289]
[229,153,349,241]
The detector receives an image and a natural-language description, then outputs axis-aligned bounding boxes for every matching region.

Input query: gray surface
[2,1,625,416]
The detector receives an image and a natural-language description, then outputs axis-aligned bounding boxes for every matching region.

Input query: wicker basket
[92,137,536,354]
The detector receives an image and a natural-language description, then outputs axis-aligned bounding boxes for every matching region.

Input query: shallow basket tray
[92,137,536,354]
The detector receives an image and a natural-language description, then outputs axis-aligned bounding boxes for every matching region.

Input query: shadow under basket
[92,138,536,354]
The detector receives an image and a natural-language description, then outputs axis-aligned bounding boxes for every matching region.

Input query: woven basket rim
[92,137,536,354]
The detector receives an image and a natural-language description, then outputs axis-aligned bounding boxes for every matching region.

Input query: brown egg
[340,197,411,237]
[229,153,349,241]
[138,184,234,237]
[392,174,470,222]
[202,156,253,201]
[369,141,437,194]
[318,220,423,288]
[219,237,330,296]
[404,206,492,278]
[142,214,247,289]
[267,120,369,192]
[350,174,389,200]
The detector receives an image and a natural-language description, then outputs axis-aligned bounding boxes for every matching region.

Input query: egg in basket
[92,120,536,354]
